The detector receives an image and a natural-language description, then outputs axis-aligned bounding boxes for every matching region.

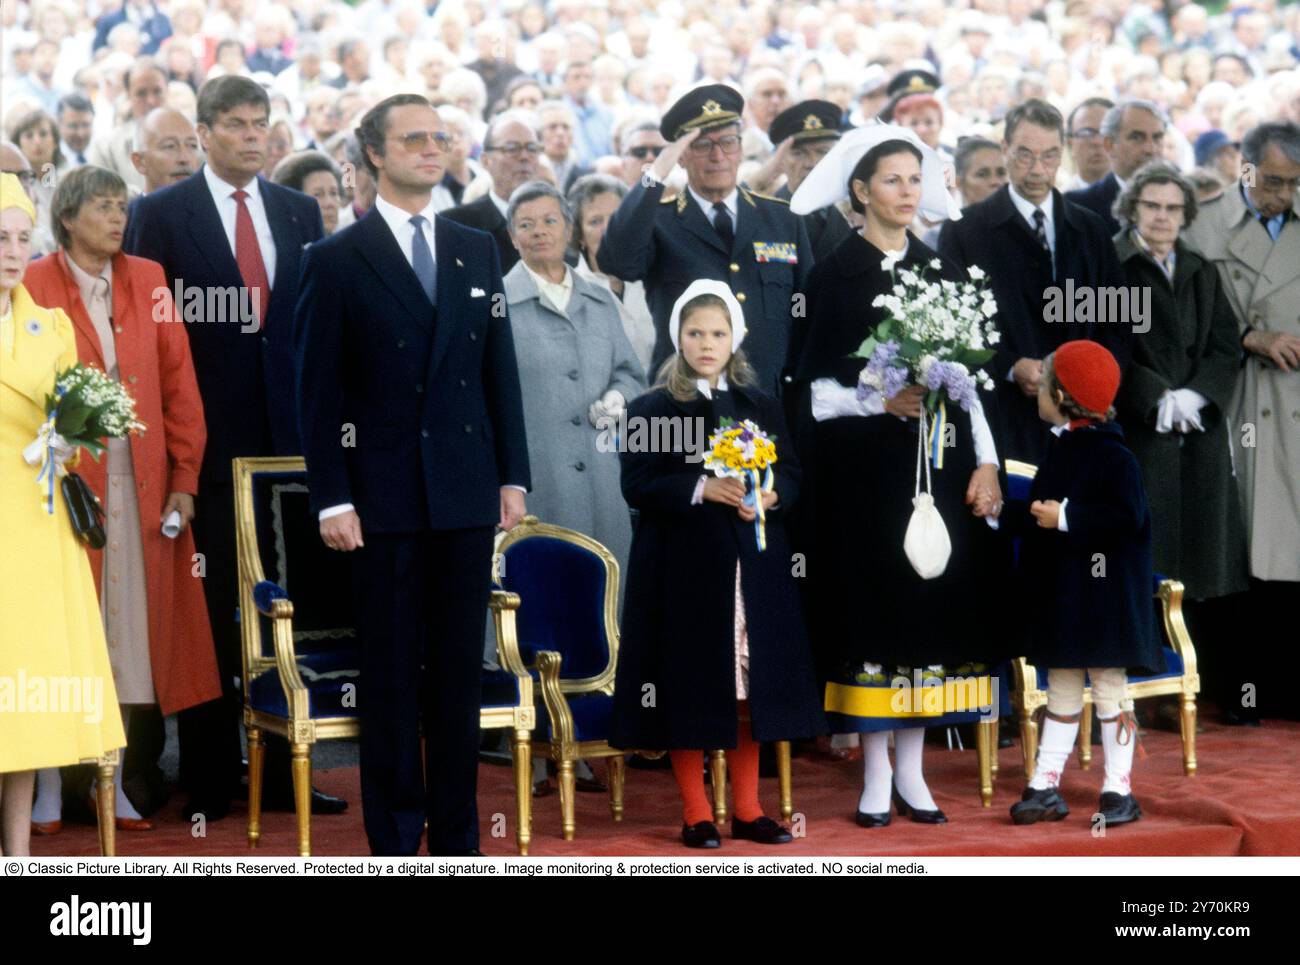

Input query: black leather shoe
[855,808,891,828]
[1098,791,1141,826]
[681,821,722,848]
[732,815,793,844]
[1010,786,1070,825]
[893,784,948,824]
[262,787,349,815]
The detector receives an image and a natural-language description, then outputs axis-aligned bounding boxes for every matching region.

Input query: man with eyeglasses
[1185,121,1300,721]
[598,84,812,394]
[1067,99,1168,236]
[124,76,339,823]
[617,121,667,188]
[443,110,543,271]
[1063,97,1113,190]
[938,98,1127,465]
[295,93,530,854]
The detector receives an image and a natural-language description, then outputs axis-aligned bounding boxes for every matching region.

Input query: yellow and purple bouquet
[702,417,777,551]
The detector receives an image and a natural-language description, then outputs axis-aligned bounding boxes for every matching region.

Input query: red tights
[669,701,763,824]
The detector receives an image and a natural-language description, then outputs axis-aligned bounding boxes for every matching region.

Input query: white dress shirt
[1007,181,1055,255]
[688,184,738,230]
[202,164,276,285]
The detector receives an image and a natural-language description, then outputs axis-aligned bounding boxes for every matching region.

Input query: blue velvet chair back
[497,521,618,687]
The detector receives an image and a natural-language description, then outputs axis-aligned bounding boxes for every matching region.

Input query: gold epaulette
[747,190,790,204]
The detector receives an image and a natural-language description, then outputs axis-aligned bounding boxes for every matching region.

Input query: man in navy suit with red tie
[294,94,531,856]
[123,75,343,821]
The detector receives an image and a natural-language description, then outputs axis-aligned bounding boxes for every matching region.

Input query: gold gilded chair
[92,750,118,856]
[233,456,534,856]
[494,516,628,840]
[1003,460,1201,779]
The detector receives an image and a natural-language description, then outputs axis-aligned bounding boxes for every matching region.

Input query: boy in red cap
[1000,339,1164,828]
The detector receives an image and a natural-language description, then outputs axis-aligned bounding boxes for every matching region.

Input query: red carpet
[31,719,1300,857]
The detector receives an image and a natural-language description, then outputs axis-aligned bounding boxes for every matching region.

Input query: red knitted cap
[1053,340,1120,414]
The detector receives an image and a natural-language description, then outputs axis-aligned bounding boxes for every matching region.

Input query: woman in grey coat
[503,181,647,585]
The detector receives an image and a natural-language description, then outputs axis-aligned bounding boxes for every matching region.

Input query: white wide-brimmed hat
[789,122,961,223]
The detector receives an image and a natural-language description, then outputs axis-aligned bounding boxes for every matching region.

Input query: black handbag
[62,471,107,549]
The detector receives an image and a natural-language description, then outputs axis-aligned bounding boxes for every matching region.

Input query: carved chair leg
[975,719,993,807]
[775,741,793,822]
[512,729,532,855]
[709,750,727,824]
[608,754,626,822]
[96,758,116,857]
[1077,699,1093,770]
[557,757,577,841]
[291,742,312,857]
[1180,694,1198,777]
[247,726,264,849]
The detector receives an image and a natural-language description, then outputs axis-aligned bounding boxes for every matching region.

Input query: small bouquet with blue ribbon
[22,363,145,514]
[703,417,777,551]
[854,255,1000,470]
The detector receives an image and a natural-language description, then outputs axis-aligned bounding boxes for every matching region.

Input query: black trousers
[178,482,300,807]
[352,525,495,856]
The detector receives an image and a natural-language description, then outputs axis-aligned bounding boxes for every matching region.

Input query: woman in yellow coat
[0,173,125,856]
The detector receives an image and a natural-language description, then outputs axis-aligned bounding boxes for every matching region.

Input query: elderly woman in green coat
[1110,160,1249,719]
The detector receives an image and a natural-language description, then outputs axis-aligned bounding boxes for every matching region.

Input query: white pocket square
[471,287,486,297]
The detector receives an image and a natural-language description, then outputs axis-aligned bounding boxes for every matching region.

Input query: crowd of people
[1,0,1298,857]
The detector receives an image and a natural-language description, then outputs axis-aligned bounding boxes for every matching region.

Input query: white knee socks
[1030,716,1079,790]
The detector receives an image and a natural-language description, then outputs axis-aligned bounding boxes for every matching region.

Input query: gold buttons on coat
[729,263,740,273]
[736,292,746,302]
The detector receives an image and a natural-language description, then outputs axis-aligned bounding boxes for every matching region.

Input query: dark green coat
[1113,232,1248,600]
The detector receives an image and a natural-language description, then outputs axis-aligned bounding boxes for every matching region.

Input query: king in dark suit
[597,85,813,396]
[295,94,530,856]
[122,76,335,820]
[938,99,1131,466]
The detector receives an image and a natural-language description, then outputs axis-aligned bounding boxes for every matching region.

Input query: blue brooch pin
[24,318,42,336]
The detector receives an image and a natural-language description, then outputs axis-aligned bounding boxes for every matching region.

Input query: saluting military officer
[596,84,813,394]
[769,99,853,264]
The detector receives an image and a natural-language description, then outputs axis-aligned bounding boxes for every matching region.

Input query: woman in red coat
[24,166,221,831]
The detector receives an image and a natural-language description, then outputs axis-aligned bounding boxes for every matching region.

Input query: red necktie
[232,188,271,326]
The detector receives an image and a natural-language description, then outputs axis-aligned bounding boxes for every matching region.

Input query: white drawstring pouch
[904,406,951,579]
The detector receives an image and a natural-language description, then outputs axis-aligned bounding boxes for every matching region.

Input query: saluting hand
[650,129,700,183]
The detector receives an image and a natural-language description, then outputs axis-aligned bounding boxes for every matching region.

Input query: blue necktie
[409,214,437,305]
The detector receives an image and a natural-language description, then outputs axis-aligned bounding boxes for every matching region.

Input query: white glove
[811,378,885,422]
[1155,391,1176,434]
[1169,387,1207,433]
[588,389,626,427]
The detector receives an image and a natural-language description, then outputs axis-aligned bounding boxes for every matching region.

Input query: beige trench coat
[1185,186,1300,581]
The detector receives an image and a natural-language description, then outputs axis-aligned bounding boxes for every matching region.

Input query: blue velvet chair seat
[248,650,361,719]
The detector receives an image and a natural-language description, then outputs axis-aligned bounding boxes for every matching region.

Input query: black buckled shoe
[893,785,948,824]
[732,815,793,844]
[682,821,722,848]
[1010,786,1070,825]
[855,808,891,828]
[1098,791,1141,826]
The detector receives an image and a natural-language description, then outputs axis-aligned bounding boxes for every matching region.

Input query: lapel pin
[24,318,42,336]
[456,258,463,267]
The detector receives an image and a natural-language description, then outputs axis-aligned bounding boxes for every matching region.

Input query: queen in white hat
[787,124,1006,829]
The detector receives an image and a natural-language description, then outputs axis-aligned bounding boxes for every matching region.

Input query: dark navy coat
[609,383,826,749]
[937,184,1130,466]
[123,168,324,483]
[596,178,813,394]
[1001,421,1165,674]
[293,209,531,533]
[1066,171,1122,237]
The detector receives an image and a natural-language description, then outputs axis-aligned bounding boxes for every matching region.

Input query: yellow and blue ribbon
[927,397,947,470]
[743,465,775,551]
